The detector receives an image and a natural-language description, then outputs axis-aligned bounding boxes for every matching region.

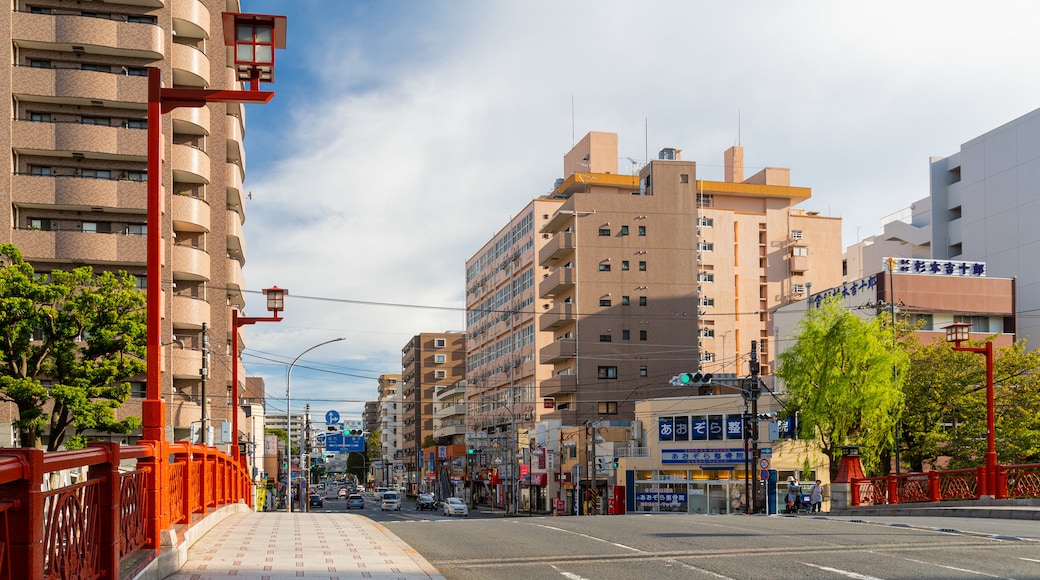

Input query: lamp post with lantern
[943,322,1001,499]
[231,286,286,466]
[141,11,286,545]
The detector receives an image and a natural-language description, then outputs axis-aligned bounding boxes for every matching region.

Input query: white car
[442,497,468,517]
[380,491,401,511]
[375,487,388,500]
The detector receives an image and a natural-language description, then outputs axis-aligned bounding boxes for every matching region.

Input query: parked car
[309,494,323,508]
[415,493,437,511]
[346,494,365,509]
[442,497,468,517]
[380,491,401,511]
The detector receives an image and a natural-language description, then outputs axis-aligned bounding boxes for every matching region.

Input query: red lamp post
[142,12,285,546]
[232,286,286,464]
[943,322,1000,499]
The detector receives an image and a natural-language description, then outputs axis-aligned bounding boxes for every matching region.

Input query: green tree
[0,244,146,450]
[902,338,1040,468]
[776,296,907,478]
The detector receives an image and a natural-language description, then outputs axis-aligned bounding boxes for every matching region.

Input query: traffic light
[756,412,778,420]
[669,372,713,386]
[612,457,619,469]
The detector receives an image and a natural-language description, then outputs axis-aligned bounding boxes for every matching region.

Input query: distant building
[843,202,932,281]
[376,374,403,486]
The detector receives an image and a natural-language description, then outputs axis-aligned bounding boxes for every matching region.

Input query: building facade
[1,1,260,456]
[376,373,403,487]
[400,332,465,491]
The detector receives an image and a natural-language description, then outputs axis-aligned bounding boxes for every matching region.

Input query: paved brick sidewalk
[164,512,443,579]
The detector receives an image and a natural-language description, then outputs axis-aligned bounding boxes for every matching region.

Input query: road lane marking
[550,565,590,580]
[1020,557,1040,563]
[900,556,1012,579]
[661,558,737,579]
[532,524,642,552]
[801,562,885,579]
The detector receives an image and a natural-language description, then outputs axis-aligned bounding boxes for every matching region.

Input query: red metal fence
[852,463,1040,506]
[0,440,252,580]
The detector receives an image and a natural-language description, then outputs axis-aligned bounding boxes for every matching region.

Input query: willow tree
[776,295,907,478]
[0,244,146,450]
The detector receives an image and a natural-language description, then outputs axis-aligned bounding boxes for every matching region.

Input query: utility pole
[199,322,208,443]
[749,340,762,514]
[303,404,310,512]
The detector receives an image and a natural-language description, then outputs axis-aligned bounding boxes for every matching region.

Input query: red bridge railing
[851,463,1040,506]
[0,440,252,580]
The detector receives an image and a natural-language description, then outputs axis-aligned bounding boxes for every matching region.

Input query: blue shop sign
[662,448,745,465]
[636,492,687,503]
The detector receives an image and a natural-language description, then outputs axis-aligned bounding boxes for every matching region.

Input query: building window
[639,366,648,377]
[29,165,52,176]
[639,296,647,306]
[792,246,809,257]
[434,354,446,363]
[621,261,629,271]
[599,228,611,236]
[620,225,629,236]
[638,261,647,271]
[622,330,630,341]
[638,225,646,236]
[599,335,612,342]
[29,59,51,68]
[680,174,689,183]
[698,271,714,282]
[82,169,112,180]
[697,193,713,207]
[130,382,146,398]
[125,119,147,129]
[599,263,611,272]
[29,112,51,122]
[599,298,611,307]
[125,67,149,77]
[954,315,990,332]
[698,217,714,227]
[81,63,109,73]
[621,296,630,306]
[792,284,805,294]
[598,401,618,415]
[82,221,111,234]
[699,328,715,338]
[28,219,52,231]
[126,224,147,236]
[699,297,715,307]
[697,242,714,252]
[639,330,647,341]
[126,171,147,182]
[699,352,716,363]
[434,370,447,379]
[434,338,446,347]
[81,116,112,126]
[597,366,618,379]
[791,229,803,240]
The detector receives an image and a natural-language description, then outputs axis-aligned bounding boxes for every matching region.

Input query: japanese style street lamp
[142,12,285,546]
[944,322,1000,499]
[232,286,286,462]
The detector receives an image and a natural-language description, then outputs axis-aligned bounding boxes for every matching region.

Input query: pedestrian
[810,480,824,513]
[785,476,800,514]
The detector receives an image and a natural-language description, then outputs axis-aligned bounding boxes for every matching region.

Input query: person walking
[785,476,800,514]
[810,480,824,513]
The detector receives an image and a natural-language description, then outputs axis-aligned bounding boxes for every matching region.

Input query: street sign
[323,433,363,453]
[759,447,773,458]
[325,410,340,424]
[759,458,770,470]
[760,469,769,480]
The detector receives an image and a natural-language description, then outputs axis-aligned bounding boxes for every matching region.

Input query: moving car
[309,494,323,508]
[442,497,468,517]
[415,493,437,511]
[380,491,401,511]
[375,487,389,500]
[346,494,365,509]
[338,488,348,499]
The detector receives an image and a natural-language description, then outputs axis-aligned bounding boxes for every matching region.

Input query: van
[380,491,401,511]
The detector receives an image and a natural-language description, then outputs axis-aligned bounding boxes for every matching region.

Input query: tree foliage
[775,296,907,478]
[0,244,146,450]
[901,337,1040,469]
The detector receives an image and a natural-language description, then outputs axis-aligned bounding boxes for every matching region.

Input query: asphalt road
[385,512,1040,580]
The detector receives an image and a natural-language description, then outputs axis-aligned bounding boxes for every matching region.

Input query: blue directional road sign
[324,433,365,453]
[325,410,340,424]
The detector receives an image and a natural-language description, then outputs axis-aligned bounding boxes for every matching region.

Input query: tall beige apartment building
[533,132,842,425]
[2,1,257,447]
[400,332,465,490]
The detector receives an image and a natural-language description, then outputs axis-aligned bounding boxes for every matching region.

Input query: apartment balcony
[10,229,146,266]
[171,42,210,88]
[12,66,148,107]
[13,12,164,60]
[226,162,244,215]
[540,374,577,397]
[172,143,210,184]
[172,105,209,136]
[171,0,210,39]
[227,210,245,261]
[539,302,576,331]
[538,267,575,298]
[538,231,575,265]
[226,258,245,308]
[434,382,465,402]
[12,174,146,212]
[226,114,245,165]
[12,120,147,161]
[171,295,210,329]
[539,338,576,364]
[171,245,210,281]
[170,344,203,380]
[171,193,210,233]
[434,403,467,421]
[434,422,467,439]
[789,254,809,274]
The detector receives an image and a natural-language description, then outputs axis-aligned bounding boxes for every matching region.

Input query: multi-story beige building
[375,373,403,486]
[400,332,465,490]
[535,132,843,425]
[1,1,260,454]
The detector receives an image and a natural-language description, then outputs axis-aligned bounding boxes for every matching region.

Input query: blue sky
[234,0,1040,426]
